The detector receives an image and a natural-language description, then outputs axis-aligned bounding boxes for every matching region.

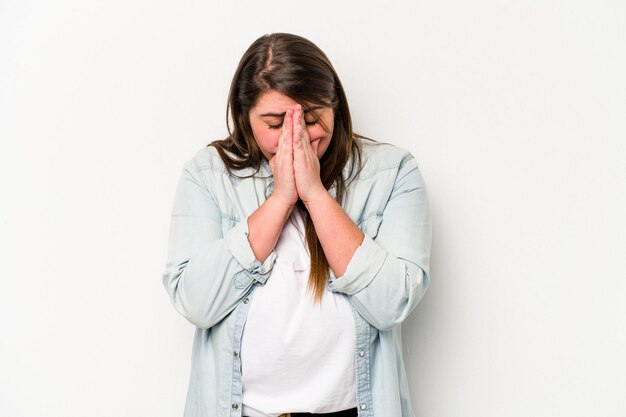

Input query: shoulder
[185,144,262,177]
[355,137,420,179]
[187,145,229,174]
[340,137,426,223]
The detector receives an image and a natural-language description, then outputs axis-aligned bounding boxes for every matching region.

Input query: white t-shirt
[240,207,357,417]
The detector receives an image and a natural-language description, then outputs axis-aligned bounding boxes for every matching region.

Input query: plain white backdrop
[1,0,625,416]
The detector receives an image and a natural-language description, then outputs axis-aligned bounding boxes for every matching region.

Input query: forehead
[251,90,299,114]
[250,89,329,116]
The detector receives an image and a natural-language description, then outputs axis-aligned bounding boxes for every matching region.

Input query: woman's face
[248,90,335,161]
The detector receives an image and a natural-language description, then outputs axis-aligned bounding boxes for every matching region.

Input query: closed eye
[268,120,317,130]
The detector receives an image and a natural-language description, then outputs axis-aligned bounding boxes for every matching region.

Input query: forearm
[328,235,429,331]
[324,155,432,331]
[163,234,267,329]
[248,194,294,263]
[304,190,364,277]
[163,158,280,329]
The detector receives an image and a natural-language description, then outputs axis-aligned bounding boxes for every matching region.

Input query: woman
[162,33,432,417]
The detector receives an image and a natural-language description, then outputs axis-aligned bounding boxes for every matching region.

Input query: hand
[268,109,298,208]
[292,105,327,204]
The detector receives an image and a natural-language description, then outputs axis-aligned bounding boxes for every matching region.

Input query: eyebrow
[259,106,323,117]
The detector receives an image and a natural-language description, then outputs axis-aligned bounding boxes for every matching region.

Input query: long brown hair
[209,33,363,304]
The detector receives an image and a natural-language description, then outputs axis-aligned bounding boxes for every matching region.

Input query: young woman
[162,33,432,417]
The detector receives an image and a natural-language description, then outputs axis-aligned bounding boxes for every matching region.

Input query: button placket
[230,287,256,417]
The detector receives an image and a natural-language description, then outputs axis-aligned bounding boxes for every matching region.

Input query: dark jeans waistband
[244,407,358,417]
[292,407,358,416]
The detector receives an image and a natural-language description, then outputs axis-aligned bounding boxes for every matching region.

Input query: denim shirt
[162,138,432,417]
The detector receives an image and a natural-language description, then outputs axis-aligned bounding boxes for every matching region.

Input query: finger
[298,110,314,155]
[292,106,303,148]
[276,109,290,160]
[284,109,294,160]
[268,156,275,173]
[273,116,285,163]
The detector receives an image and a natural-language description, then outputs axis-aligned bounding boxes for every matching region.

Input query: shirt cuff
[326,234,387,295]
[225,218,277,285]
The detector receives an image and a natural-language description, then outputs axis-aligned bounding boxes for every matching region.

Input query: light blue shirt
[162,138,432,417]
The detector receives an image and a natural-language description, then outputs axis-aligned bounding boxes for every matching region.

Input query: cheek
[308,125,333,139]
[255,130,280,153]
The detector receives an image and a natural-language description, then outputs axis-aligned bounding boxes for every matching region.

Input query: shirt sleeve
[326,154,432,331]
[162,157,277,329]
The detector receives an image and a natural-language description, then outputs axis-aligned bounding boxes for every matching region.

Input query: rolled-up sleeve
[162,158,277,329]
[327,154,431,331]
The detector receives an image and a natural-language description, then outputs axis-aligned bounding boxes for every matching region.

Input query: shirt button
[243,298,249,304]
[360,403,367,410]
[233,351,239,357]
[359,350,365,357]
[231,403,238,409]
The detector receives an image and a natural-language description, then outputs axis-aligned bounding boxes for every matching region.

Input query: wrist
[302,186,330,208]
[267,194,296,216]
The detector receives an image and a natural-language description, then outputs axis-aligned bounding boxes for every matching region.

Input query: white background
[1,1,625,416]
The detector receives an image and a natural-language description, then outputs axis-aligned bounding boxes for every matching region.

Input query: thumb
[268,157,275,174]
